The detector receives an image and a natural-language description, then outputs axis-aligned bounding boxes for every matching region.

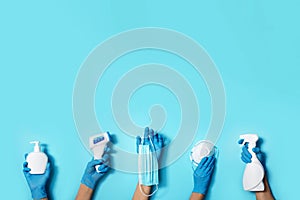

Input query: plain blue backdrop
[1,0,299,199]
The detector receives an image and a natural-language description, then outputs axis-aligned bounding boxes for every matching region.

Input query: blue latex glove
[81,154,110,190]
[238,139,264,165]
[192,156,216,195]
[136,127,164,159]
[23,160,50,199]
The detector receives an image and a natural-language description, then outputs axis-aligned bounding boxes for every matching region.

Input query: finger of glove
[242,145,252,159]
[144,127,149,137]
[154,132,158,143]
[101,154,110,164]
[136,136,141,153]
[104,146,111,153]
[23,161,28,168]
[46,162,51,170]
[241,152,252,163]
[238,139,244,144]
[252,147,260,154]
[203,165,215,176]
[149,128,154,141]
[241,154,252,163]
[23,167,31,173]
[206,156,216,169]
[150,136,157,152]
[44,162,51,178]
[143,127,150,144]
[194,157,210,176]
[197,157,208,169]
[23,161,31,172]
[24,153,28,159]
[98,163,108,171]
[23,168,31,178]
[203,156,214,169]
[204,165,215,175]
[157,134,164,148]
[98,164,109,173]
[88,159,102,168]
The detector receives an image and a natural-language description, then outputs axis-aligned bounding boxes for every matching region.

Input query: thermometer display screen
[93,136,105,144]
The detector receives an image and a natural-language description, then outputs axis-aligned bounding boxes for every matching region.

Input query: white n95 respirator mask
[190,140,217,168]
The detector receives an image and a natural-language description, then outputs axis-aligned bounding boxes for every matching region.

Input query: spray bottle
[239,134,264,191]
[26,141,48,174]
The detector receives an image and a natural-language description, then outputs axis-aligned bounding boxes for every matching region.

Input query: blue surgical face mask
[138,137,159,196]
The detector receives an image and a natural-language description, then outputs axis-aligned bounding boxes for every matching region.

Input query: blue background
[1,0,299,199]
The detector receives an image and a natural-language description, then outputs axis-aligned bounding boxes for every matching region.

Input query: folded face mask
[138,137,159,196]
[138,144,159,186]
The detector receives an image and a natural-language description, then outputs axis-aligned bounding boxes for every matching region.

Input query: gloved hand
[136,127,164,159]
[81,154,110,190]
[238,139,264,166]
[192,156,216,195]
[23,160,51,199]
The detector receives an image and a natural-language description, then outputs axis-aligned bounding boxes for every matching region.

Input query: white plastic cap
[30,141,41,152]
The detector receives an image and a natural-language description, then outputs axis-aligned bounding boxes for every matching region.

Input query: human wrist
[255,176,275,200]
[79,184,94,194]
[75,184,94,200]
[190,192,205,200]
[139,184,152,193]
[81,178,95,190]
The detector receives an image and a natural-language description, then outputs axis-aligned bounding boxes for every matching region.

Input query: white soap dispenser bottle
[26,141,48,174]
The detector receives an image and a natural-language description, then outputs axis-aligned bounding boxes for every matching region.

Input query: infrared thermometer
[89,132,110,173]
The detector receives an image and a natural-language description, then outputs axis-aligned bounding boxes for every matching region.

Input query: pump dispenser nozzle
[30,141,41,152]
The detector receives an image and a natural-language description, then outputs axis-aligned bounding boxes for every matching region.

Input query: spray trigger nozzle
[240,140,248,146]
[239,134,258,147]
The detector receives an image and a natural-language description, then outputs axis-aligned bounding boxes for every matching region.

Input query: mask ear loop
[139,135,159,197]
[139,184,158,197]
[190,149,198,171]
